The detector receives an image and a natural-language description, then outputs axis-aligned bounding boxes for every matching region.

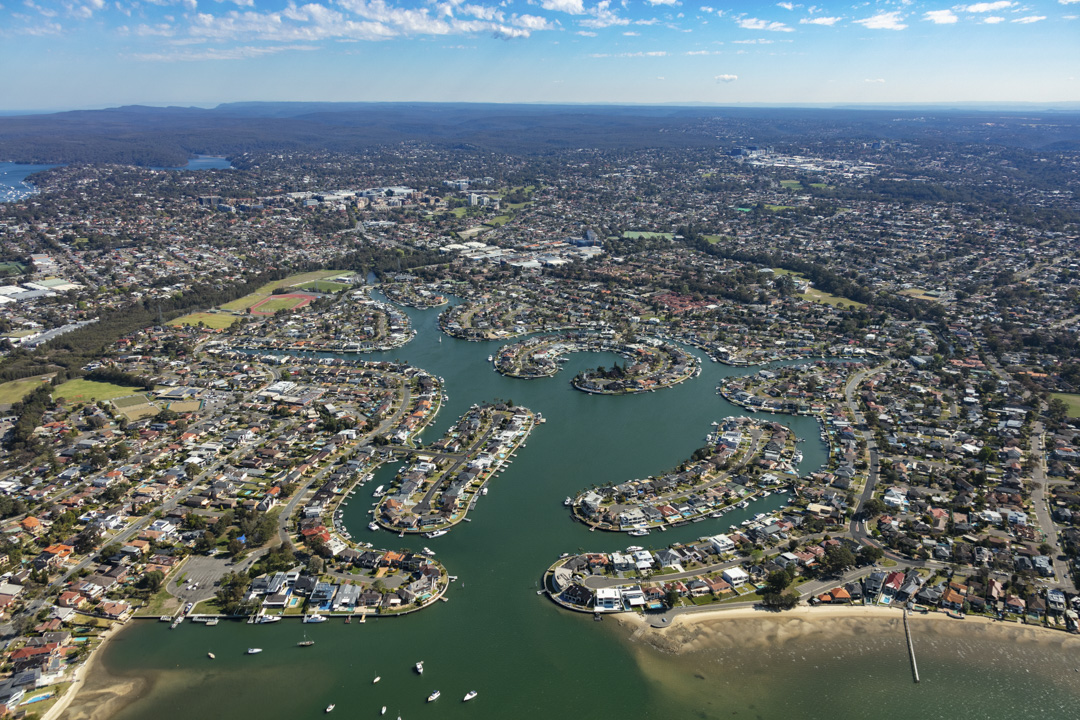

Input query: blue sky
[1,0,1077,110]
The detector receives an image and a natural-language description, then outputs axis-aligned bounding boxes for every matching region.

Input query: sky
[1,0,1078,110]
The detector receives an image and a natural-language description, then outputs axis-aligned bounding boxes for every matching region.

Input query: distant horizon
[1,1,1076,111]
[3,99,1080,117]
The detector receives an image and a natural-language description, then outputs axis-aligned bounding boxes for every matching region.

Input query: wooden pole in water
[904,610,920,683]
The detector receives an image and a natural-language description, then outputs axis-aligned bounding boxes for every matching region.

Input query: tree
[862,498,887,518]
[141,570,165,592]
[856,545,884,566]
[822,545,856,575]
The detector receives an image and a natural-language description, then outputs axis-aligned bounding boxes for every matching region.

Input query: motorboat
[373,677,381,684]
[325,704,335,713]
[381,707,386,715]
[563,497,572,506]
[415,661,424,674]
[427,690,440,703]
[628,529,649,537]
[304,614,327,623]
[424,529,448,539]
[463,691,478,702]
[368,522,380,531]
[422,547,435,556]
[207,652,215,659]
[247,648,262,655]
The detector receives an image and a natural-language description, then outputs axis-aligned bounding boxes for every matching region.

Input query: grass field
[110,393,153,408]
[485,215,512,227]
[623,231,674,240]
[764,204,796,211]
[123,405,160,420]
[169,312,240,329]
[0,261,27,276]
[219,270,342,312]
[801,287,867,309]
[899,288,941,302]
[780,180,803,189]
[294,279,351,293]
[54,379,147,403]
[1052,393,1080,418]
[703,235,724,244]
[0,375,53,404]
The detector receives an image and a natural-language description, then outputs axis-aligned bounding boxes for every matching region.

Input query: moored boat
[427,690,440,703]
[247,648,262,655]
[304,614,327,623]
[463,690,478,702]
[415,661,424,674]
[325,704,335,713]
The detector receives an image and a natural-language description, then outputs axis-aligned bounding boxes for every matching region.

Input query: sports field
[249,294,315,316]
[219,270,344,312]
[169,312,240,329]
[54,379,147,403]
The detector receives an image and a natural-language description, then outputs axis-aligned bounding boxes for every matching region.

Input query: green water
[98,297,1080,720]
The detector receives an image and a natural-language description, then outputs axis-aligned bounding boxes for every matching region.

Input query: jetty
[903,610,920,684]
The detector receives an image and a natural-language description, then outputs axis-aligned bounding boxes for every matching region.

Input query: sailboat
[298,631,314,647]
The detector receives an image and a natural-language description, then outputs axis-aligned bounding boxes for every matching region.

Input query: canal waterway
[94,292,1080,720]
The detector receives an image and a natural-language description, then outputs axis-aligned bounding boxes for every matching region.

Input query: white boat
[304,614,328,624]
[207,652,215,659]
[325,704,335,713]
[368,522,380,531]
[463,691,478,702]
[424,529,448,539]
[381,707,386,715]
[563,497,572,506]
[247,648,262,655]
[255,615,281,624]
[625,545,644,552]
[373,485,385,497]
[373,676,381,684]
[415,661,424,674]
[628,529,649,537]
[422,547,435,556]
[487,355,493,362]
[427,690,440,703]
[481,487,488,496]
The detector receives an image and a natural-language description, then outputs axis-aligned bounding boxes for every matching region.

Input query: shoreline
[614,604,1080,655]
[47,625,149,720]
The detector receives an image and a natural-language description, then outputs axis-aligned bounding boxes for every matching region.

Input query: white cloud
[982,15,1004,22]
[854,11,907,30]
[1059,0,1080,4]
[736,17,793,31]
[959,2,1014,12]
[732,38,773,44]
[923,9,957,24]
[864,77,885,83]
[623,30,639,35]
[777,2,794,9]
[589,50,667,57]
[539,0,583,13]
[714,73,737,82]
[685,49,720,54]
[1011,15,1045,22]
[214,0,254,6]
[799,16,840,25]
[133,44,319,61]
[575,29,596,35]
[580,0,629,28]
[646,0,679,6]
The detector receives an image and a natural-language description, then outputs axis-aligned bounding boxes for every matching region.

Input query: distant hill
[1,102,1078,166]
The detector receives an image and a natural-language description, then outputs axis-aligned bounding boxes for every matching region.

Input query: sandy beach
[616,605,1080,656]
[45,627,149,720]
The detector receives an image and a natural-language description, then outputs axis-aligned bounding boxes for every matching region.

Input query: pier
[903,610,920,684]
